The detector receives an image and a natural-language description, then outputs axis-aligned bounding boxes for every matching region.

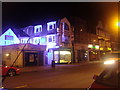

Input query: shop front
[23,50,44,67]
[47,48,72,64]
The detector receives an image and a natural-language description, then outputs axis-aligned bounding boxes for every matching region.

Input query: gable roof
[12,28,30,37]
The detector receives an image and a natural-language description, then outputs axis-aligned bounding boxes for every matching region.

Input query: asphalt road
[2,62,106,88]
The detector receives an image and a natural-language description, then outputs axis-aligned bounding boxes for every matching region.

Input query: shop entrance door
[24,52,38,66]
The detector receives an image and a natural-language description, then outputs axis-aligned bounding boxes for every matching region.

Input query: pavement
[18,60,104,73]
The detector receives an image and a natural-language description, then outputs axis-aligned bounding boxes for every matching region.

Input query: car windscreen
[95,63,119,88]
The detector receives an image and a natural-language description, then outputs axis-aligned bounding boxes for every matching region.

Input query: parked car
[90,59,119,88]
[0,65,20,77]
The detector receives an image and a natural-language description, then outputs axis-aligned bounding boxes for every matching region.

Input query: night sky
[2,2,118,33]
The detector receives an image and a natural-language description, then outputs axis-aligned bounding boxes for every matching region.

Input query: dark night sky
[2,2,118,33]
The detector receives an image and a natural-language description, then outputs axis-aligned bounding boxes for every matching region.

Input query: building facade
[1,17,74,67]
[1,17,114,67]
[96,21,112,60]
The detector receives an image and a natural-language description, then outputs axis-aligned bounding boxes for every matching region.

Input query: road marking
[15,85,27,88]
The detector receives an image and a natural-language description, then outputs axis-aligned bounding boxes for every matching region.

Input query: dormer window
[34,25,42,33]
[47,21,56,31]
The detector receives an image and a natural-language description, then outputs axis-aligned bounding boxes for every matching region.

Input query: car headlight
[104,60,115,64]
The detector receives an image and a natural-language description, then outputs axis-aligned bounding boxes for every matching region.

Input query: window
[39,39,40,44]
[5,41,6,45]
[47,21,56,31]
[64,23,69,30]
[49,25,52,29]
[34,25,42,33]
[24,40,26,43]
[49,36,52,42]
[40,37,47,45]
[5,35,14,40]
[36,28,39,33]
[35,39,37,44]
[53,36,55,42]
[54,24,56,29]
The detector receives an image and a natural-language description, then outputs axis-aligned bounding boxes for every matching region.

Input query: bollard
[51,60,55,68]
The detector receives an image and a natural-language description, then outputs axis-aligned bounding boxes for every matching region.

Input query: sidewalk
[18,60,103,73]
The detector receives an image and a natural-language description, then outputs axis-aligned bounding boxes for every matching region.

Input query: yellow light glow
[104,60,115,64]
[110,16,119,30]
[88,44,93,48]
[95,45,99,49]
[100,48,103,50]
[103,53,106,55]
[5,53,9,56]
[107,48,112,50]
[60,51,71,55]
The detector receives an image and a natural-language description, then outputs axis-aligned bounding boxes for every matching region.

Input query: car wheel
[7,69,16,77]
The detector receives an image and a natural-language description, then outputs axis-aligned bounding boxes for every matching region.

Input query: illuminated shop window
[34,25,42,33]
[47,21,56,31]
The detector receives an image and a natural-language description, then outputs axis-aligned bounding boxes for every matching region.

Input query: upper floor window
[5,35,14,40]
[34,25,42,33]
[64,23,69,30]
[47,21,56,31]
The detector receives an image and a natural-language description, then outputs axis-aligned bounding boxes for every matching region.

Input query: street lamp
[95,45,99,50]
[88,44,93,49]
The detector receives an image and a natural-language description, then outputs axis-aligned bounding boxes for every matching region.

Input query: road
[2,62,106,88]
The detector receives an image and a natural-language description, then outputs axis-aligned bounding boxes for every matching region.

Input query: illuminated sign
[95,45,99,49]
[88,44,93,48]
[107,48,112,50]
[100,47,103,50]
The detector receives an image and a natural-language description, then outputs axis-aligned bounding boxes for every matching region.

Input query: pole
[2,37,31,83]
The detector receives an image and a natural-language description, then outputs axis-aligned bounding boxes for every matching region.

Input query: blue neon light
[0,28,20,46]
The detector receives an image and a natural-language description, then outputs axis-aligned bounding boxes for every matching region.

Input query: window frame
[34,25,42,33]
[47,21,56,31]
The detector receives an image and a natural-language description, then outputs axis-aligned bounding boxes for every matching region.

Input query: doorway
[24,52,38,66]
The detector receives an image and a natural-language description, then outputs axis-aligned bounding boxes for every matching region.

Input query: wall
[2,45,23,67]
[0,28,20,46]
[59,17,73,48]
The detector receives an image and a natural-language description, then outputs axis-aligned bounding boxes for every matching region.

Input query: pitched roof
[12,28,30,37]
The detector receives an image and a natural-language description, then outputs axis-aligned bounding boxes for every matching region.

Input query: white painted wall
[0,28,20,46]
